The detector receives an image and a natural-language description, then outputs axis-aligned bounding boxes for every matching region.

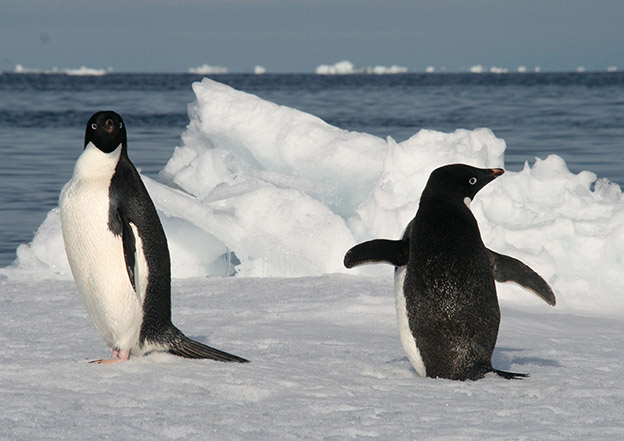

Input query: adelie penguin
[60,111,248,364]
[344,164,555,380]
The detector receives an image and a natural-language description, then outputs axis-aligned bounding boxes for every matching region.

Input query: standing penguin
[60,110,247,364]
[344,164,555,380]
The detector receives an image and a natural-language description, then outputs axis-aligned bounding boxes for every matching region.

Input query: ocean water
[1,72,623,267]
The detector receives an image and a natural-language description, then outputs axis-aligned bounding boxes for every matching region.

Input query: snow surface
[0,275,623,440]
[2,77,624,439]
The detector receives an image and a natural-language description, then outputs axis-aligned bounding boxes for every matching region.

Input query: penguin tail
[491,368,529,380]
[470,362,528,380]
[148,325,249,363]
[167,334,249,363]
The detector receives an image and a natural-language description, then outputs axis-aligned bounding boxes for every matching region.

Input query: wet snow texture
[1,275,622,440]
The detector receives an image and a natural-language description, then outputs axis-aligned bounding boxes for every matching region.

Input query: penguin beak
[489,168,505,179]
[104,119,115,133]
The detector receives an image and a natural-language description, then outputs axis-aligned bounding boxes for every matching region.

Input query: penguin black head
[84,111,127,153]
[421,164,504,204]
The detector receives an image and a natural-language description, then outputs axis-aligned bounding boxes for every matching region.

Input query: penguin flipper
[161,327,248,363]
[108,203,138,292]
[487,249,556,306]
[344,239,409,268]
[120,215,137,291]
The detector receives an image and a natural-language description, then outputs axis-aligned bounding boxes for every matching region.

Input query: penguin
[60,110,248,364]
[344,164,555,380]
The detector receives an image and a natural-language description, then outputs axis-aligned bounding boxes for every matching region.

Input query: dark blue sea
[1,72,623,267]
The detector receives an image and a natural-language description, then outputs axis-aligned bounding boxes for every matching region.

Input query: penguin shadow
[386,350,562,379]
[386,356,421,377]
[493,347,562,371]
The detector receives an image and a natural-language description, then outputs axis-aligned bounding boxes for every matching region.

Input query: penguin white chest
[394,266,427,377]
[59,143,144,351]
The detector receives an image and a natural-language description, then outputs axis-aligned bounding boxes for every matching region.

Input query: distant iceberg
[14,64,46,74]
[361,65,408,75]
[189,64,229,74]
[316,60,407,75]
[489,66,508,74]
[469,65,513,74]
[14,64,59,74]
[14,64,108,75]
[63,66,108,76]
[254,65,267,75]
[315,60,355,75]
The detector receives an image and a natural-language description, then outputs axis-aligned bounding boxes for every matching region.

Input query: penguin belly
[60,173,144,352]
[394,266,426,377]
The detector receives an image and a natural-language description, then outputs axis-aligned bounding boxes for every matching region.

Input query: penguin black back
[344,164,558,380]
[88,111,174,335]
[61,110,247,364]
[404,165,508,380]
[108,151,174,340]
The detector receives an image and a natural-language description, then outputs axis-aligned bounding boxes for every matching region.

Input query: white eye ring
[119,122,123,128]
[468,177,477,185]
[91,123,97,130]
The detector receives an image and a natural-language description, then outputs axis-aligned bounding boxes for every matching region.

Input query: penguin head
[421,164,504,205]
[84,111,127,154]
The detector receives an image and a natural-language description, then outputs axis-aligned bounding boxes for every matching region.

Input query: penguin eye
[91,123,97,130]
[119,122,123,128]
[468,177,477,185]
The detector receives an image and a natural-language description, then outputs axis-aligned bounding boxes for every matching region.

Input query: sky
[1,0,623,73]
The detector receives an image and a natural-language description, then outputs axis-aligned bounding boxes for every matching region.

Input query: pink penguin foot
[90,348,131,364]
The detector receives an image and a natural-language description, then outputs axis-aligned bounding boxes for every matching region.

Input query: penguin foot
[91,358,125,365]
[90,348,130,364]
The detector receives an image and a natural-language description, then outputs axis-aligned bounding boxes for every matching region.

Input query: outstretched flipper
[344,239,409,269]
[487,249,556,306]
